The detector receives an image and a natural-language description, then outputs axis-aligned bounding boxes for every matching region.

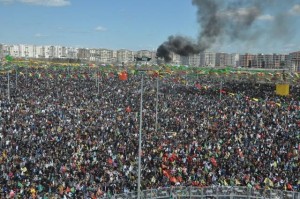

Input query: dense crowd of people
[0,67,299,198]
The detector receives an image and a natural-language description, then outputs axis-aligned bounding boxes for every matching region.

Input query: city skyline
[0,0,300,54]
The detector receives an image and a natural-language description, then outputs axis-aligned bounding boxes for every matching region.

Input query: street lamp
[137,71,144,199]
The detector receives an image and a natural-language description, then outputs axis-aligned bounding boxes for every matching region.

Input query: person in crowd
[0,67,299,198]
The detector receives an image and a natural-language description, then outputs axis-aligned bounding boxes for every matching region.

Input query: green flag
[5,55,13,62]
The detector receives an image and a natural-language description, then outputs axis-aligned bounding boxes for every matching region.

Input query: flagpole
[15,67,18,90]
[7,71,10,101]
[97,71,100,95]
[26,67,28,86]
[155,77,159,132]
[137,73,144,199]
[219,79,222,101]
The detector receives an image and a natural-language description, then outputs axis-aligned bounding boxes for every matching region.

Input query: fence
[105,186,299,199]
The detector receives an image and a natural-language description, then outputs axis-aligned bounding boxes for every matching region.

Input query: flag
[5,55,13,62]
[276,103,281,107]
[163,170,171,179]
[125,106,131,113]
[210,157,217,167]
[195,83,202,89]
[170,176,177,183]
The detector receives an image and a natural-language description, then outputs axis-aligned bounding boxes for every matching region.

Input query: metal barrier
[109,186,300,199]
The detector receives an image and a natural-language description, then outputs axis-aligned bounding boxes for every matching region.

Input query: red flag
[163,170,171,178]
[210,157,218,167]
[195,83,202,89]
[125,106,131,113]
[107,158,113,165]
[287,183,293,191]
[170,176,177,183]
[119,72,128,81]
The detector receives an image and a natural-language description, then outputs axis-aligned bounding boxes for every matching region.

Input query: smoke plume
[156,0,293,62]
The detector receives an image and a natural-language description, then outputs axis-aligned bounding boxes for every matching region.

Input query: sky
[0,0,300,54]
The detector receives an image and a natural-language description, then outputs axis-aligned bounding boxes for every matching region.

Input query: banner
[276,84,289,96]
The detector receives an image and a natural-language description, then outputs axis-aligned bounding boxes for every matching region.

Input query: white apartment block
[99,49,113,63]
[89,49,98,62]
[229,53,239,67]
[117,49,134,63]
[188,54,201,67]
[89,48,113,63]
[136,50,152,58]
[0,44,3,59]
[170,52,181,65]
[215,53,228,67]
[289,51,300,71]
[200,51,216,67]
[19,44,36,58]
[250,54,287,69]
[66,47,78,59]
[9,45,20,58]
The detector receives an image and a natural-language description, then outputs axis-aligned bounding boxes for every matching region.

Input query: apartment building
[77,48,90,61]
[117,49,134,63]
[200,51,216,67]
[136,50,151,58]
[239,53,254,68]
[0,44,3,59]
[135,50,158,64]
[99,49,113,63]
[229,53,239,67]
[169,52,181,65]
[249,53,287,69]
[289,51,300,71]
[215,53,228,67]
[188,54,201,67]
[66,47,78,59]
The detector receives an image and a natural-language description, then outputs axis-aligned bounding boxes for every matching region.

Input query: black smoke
[156,0,294,62]
[157,36,203,62]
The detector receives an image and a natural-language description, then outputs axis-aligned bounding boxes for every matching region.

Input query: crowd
[0,68,299,198]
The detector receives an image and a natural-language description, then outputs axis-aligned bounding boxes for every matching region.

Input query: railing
[102,186,300,199]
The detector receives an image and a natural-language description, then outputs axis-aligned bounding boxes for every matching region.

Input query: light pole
[137,73,144,199]
[7,71,10,101]
[15,66,18,89]
[97,70,100,95]
[155,77,159,132]
[219,79,223,101]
